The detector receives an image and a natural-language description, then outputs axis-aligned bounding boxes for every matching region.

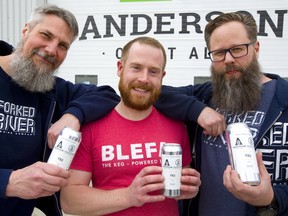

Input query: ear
[254,41,260,58]
[162,70,166,78]
[117,60,123,77]
[22,24,29,38]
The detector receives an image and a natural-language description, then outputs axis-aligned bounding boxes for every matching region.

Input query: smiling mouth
[132,88,149,97]
[32,50,57,66]
[134,87,148,92]
[36,54,49,63]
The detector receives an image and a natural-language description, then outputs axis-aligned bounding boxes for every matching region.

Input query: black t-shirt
[0,67,42,169]
[0,41,14,56]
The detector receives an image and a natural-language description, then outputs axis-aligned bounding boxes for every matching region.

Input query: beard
[118,75,161,111]
[211,56,262,113]
[9,39,57,93]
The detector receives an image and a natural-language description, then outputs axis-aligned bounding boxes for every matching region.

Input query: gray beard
[9,40,56,93]
[211,56,262,114]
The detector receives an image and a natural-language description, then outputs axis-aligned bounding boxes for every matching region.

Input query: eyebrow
[41,29,71,49]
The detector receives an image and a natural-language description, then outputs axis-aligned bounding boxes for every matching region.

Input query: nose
[138,70,149,83]
[44,41,58,56]
[223,51,235,64]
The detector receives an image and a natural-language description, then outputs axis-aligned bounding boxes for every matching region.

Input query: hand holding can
[225,122,260,186]
[47,127,81,170]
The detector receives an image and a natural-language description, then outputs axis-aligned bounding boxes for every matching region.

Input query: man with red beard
[60,37,201,216]
[155,12,288,216]
[0,4,119,216]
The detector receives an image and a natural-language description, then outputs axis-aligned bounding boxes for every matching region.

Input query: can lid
[163,143,181,146]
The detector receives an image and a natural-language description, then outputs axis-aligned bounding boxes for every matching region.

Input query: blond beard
[211,56,262,113]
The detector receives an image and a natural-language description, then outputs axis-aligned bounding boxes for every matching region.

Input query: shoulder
[82,109,115,128]
[264,73,288,84]
[53,77,89,93]
[264,73,288,108]
[0,41,14,56]
[153,107,185,126]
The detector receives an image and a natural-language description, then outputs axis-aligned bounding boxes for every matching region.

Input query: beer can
[161,143,182,197]
[47,127,81,170]
[225,122,260,185]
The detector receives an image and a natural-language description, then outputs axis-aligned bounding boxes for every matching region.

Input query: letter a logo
[235,138,243,146]
[56,141,63,149]
[164,159,170,167]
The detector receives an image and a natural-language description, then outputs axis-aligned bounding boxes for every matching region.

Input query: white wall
[47,0,288,91]
[1,0,288,91]
[0,0,46,46]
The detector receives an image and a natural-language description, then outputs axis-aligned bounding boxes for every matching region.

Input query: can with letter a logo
[161,143,182,197]
[225,122,260,186]
[48,127,81,170]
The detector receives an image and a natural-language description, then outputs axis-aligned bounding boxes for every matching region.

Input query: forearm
[61,186,133,215]
[155,85,206,122]
[55,78,119,124]
[64,84,120,124]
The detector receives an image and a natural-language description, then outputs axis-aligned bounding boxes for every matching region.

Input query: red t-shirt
[71,107,192,216]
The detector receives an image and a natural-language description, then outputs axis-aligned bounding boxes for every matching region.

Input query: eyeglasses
[208,42,254,62]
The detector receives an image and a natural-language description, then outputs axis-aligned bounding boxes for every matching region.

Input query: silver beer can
[225,122,260,186]
[48,127,81,170]
[161,143,182,197]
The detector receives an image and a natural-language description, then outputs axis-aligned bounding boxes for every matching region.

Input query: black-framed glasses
[208,42,254,62]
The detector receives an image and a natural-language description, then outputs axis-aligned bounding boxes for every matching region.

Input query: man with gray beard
[155,12,288,216]
[0,4,119,216]
[9,38,57,93]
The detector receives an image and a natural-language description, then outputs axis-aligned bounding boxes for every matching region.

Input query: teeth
[135,88,147,92]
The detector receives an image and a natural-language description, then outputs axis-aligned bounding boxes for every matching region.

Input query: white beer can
[161,143,182,197]
[225,122,260,185]
[48,127,81,170]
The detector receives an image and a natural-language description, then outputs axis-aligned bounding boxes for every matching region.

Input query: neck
[0,54,13,76]
[261,74,272,83]
[115,101,153,121]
